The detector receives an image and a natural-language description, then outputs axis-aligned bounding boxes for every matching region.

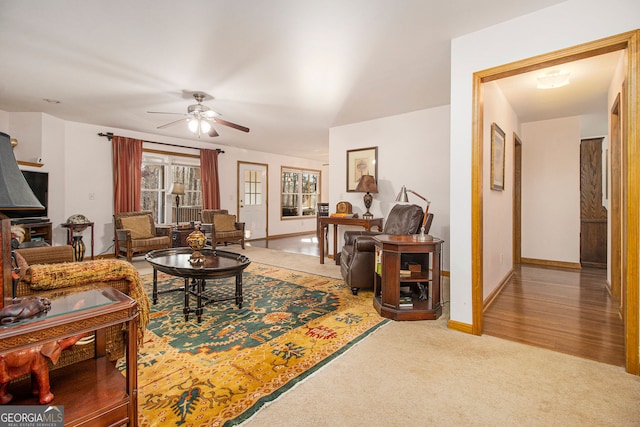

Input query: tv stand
[13,220,52,245]
[12,217,50,224]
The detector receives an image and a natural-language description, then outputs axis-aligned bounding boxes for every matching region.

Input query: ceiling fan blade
[208,127,219,137]
[214,118,250,133]
[147,111,185,115]
[157,117,189,129]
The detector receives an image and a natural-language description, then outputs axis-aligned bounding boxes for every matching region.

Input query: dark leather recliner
[340,204,433,295]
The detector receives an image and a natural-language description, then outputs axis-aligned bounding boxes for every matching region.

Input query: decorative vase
[72,235,86,262]
[186,225,206,259]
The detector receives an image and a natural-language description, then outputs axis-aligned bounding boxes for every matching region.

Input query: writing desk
[318,216,383,264]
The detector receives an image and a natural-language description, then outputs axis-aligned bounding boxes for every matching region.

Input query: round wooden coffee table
[145,248,251,323]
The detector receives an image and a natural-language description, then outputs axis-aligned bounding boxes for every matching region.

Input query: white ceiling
[0,0,594,163]
[495,50,624,123]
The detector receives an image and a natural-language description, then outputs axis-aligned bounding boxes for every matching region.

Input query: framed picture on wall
[346,146,378,192]
[491,123,505,191]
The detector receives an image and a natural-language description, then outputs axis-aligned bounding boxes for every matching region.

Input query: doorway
[238,162,268,240]
[471,31,640,374]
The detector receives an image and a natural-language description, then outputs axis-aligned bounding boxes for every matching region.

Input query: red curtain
[200,149,221,209]
[112,136,143,214]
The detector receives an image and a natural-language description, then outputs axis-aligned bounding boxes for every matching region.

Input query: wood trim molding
[471,30,640,375]
[448,319,473,334]
[17,160,44,168]
[520,258,582,270]
[483,269,514,312]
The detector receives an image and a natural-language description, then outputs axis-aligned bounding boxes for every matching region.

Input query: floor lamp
[395,185,432,240]
[170,183,185,226]
[0,131,44,308]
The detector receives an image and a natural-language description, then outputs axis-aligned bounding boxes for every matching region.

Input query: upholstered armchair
[201,209,246,249]
[113,210,171,261]
[340,204,432,295]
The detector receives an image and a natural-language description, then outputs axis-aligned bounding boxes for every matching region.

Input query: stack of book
[398,295,413,309]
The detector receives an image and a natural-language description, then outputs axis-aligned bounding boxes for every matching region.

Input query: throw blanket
[24,259,149,352]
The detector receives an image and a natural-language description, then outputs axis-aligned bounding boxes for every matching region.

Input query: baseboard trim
[483,269,513,312]
[448,319,473,334]
[520,257,581,270]
[247,230,316,241]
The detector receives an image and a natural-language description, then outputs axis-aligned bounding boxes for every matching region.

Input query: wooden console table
[318,216,383,264]
[0,285,139,426]
[373,234,443,320]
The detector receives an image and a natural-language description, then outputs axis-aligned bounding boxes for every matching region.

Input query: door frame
[471,30,640,374]
[237,161,269,240]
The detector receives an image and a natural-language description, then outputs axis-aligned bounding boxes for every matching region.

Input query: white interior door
[238,162,268,240]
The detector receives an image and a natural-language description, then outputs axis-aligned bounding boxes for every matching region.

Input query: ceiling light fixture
[537,70,571,89]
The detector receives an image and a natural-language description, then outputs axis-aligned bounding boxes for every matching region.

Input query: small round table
[145,248,251,323]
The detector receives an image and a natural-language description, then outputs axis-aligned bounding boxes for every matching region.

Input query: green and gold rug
[135,262,388,427]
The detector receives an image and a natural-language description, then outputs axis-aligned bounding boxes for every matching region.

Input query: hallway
[483,264,625,366]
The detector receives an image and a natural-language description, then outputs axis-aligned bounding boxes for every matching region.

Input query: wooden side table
[171,226,195,247]
[373,234,443,320]
[0,285,139,426]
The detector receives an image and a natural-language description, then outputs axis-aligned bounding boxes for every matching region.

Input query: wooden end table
[0,284,139,426]
[373,234,443,320]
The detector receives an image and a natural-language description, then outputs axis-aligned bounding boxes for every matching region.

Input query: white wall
[482,82,519,299]
[450,0,640,325]
[2,111,325,256]
[329,106,450,271]
[521,117,581,264]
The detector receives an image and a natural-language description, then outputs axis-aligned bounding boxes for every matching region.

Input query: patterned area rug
[135,262,388,426]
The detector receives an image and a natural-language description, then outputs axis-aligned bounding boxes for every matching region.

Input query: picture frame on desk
[346,146,377,192]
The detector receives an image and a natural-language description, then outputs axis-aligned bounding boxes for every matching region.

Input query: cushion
[120,215,153,239]
[214,214,237,232]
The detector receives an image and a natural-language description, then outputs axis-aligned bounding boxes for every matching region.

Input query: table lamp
[395,185,431,240]
[355,175,378,219]
[0,132,44,307]
[169,183,185,226]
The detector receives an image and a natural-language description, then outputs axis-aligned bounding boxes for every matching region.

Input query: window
[244,169,262,205]
[281,167,320,218]
[142,154,202,224]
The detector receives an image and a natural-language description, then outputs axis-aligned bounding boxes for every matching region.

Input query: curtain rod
[97,132,225,154]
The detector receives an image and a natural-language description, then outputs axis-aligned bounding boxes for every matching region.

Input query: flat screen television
[1,170,49,222]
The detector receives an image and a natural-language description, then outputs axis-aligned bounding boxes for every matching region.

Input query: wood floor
[249,235,625,366]
[483,264,625,367]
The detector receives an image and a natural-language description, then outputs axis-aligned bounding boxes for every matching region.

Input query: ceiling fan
[148,92,250,137]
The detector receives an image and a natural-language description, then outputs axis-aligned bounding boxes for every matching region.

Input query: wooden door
[580,138,607,268]
[513,134,522,265]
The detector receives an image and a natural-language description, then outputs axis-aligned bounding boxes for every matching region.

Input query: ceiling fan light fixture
[200,120,212,134]
[188,118,200,133]
[537,70,571,89]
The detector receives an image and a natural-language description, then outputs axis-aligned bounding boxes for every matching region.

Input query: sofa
[13,246,149,371]
[339,204,431,295]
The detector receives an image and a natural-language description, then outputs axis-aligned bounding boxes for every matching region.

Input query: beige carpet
[134,246,640,427]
